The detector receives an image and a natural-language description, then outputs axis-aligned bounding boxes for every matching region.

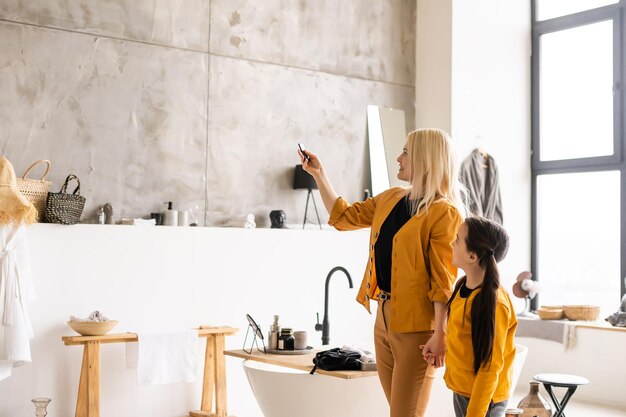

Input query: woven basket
[43,174,85,225]
[16,160,51,222]
[537,306,564,320]
[563,305,600,321]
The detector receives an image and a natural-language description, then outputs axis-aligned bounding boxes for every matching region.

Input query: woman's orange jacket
[329,187,462,333]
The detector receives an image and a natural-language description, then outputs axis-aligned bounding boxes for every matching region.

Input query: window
[531,0,625,315]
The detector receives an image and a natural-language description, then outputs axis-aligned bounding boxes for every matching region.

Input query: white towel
[134,329,199,385]
[342,345,377,371]
[342,345,376,363]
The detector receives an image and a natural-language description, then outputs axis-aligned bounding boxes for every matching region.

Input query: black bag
[43,174,86,225]
[310,348,362,374]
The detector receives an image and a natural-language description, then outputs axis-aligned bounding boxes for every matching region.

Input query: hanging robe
[459,149,503,224]
[0,223,35,380]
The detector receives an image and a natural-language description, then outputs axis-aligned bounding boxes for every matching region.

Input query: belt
[378,290,392,301]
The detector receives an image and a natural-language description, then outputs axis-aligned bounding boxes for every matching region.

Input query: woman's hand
[419,332,446,368]
[296,147,340,215]
[297,148,323,178]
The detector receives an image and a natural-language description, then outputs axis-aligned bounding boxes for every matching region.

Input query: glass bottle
[31,397,51,417]
[517,381,553,417]
[268,315,280,350]
[97,207,105,224]
[278,328,295,350]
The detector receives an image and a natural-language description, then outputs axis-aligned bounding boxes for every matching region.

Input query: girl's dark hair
[447,216,509,374]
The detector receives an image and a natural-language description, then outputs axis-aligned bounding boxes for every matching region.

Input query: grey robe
[459,149,503,224]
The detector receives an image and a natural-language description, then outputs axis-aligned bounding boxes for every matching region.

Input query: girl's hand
[419,333,446,368]
[297,148,323,178]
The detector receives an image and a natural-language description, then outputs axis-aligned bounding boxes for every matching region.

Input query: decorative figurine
[244,213,256,228]
[103,203,114,224]
[269,210,287,229]
[606,294,626,327]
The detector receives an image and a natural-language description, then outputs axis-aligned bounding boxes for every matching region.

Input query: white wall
[516,331,626,409]
[0,224,374,417]
[416,0,531,310]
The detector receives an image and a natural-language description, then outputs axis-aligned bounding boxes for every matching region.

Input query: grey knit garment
[459,148,503,224]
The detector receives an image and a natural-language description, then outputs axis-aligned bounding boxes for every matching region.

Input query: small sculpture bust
[605,294,626,327]
[270,210,287,229]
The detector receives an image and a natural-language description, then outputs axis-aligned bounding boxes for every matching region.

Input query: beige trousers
[374,299,436,417]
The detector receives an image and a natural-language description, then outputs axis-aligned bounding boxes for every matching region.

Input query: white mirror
[367,105,408,195]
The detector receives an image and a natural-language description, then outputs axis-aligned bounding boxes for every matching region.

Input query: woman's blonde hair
[405,128,467,216]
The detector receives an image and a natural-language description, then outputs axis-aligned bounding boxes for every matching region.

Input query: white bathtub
[242,344,528,417]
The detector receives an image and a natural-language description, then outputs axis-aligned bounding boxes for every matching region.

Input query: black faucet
[315,266,353,345]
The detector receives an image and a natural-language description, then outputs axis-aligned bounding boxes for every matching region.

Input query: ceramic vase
[31,397,51,417]
[517,381,552,417]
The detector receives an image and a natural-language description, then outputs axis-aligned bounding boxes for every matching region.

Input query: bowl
[67,320,118,336]
[563,305,600,321]
[537,307,563,320]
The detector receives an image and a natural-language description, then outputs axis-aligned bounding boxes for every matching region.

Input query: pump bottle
[162,201,179,226]
[268,315,280,350]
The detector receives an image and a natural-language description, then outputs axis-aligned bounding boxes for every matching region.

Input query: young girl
[444,216,517,417]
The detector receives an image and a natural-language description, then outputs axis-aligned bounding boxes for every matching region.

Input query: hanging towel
[459,148,503,224]
[0,223,35,381]
[135,329,199,385]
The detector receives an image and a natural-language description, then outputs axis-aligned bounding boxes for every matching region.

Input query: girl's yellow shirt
[444,286,518,417]
[328,187,462,333]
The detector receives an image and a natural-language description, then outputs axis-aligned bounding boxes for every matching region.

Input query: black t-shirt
[374,197,412,293]
[459,281,478,298]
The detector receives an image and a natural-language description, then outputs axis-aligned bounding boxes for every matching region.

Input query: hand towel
[136,329,199,385]
[342,345,377,370]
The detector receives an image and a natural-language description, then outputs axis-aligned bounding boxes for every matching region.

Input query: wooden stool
[190,326,237,417]
[62,326,237,417]
[533,373,589,417]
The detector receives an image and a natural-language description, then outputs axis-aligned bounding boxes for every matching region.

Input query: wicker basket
[563,305,600,321]
[16,160,51,222]
[537,306,564,320]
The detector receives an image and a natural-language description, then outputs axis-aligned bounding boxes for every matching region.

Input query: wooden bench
[62,326,238,417]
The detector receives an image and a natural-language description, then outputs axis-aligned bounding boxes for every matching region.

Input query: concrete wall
[415,0,452,133]
[0,0,416,227]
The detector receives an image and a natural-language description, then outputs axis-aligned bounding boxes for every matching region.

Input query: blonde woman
[299,129,465,417]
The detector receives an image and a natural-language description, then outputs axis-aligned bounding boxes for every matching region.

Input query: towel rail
[62,325,238,417]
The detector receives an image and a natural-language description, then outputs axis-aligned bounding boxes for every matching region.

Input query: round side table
[533,373,590,417]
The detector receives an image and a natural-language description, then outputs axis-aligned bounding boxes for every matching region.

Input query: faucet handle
[315,312,322,332]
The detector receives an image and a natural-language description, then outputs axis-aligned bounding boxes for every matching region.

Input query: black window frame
[531,0,626,310]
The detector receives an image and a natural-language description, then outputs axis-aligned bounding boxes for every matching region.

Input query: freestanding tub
[242,344,528,417]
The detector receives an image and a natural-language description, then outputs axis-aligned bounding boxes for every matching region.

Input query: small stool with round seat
[533,373,590,417]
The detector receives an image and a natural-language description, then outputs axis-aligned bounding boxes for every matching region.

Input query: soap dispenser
[268,315,280,350]
[162,201,178,226]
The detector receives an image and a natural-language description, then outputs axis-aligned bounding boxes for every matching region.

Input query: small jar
[505,409,523,417]
[278,328,295,351]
